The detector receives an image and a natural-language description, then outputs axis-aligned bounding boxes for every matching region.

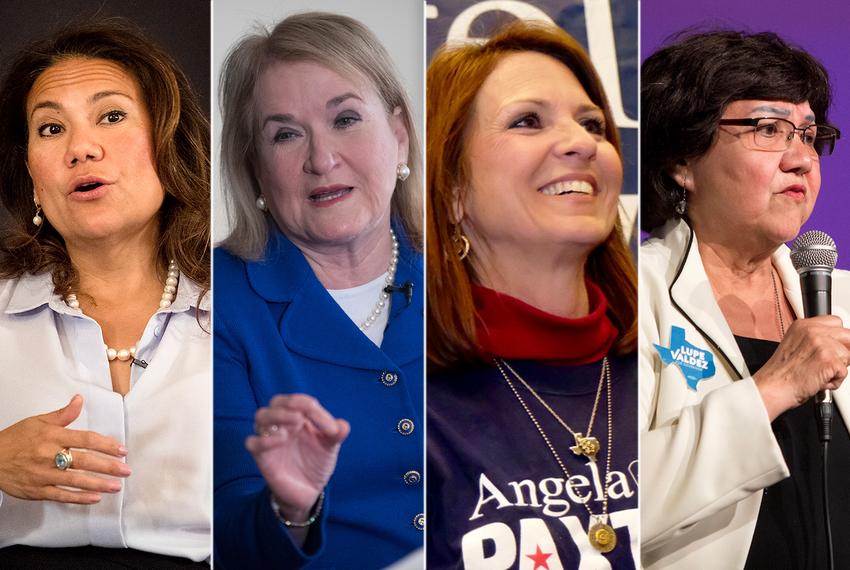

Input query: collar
[4,270,208,315]
[3,272,59,315]
[171,274,209,313]
[246,224,421,305]
[247,224,423,368]
[473,281,617,365]
[245,226,314,303]
[658,218,803,378]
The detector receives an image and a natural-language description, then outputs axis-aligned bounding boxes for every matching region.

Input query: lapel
[246,226,422,370]
[774,245,805,320]
[668,221,747,379]
[376,243,423,366]
[665,220,850,418]
[245,228,310,304]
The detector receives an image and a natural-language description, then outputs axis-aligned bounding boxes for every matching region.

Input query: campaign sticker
[654,326,716,390]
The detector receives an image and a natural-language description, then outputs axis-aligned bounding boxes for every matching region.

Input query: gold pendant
[570,432,600,461]
[588,522,617,553]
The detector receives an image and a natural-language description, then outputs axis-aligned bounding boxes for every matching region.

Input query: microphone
[383,281,414,305]
[791,230,839,441]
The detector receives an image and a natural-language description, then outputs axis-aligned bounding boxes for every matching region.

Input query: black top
[736,335,850,570]
[427,354,638,569]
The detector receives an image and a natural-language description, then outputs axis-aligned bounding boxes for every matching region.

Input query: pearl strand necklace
[65,260,179,363]
[359,229,399,331]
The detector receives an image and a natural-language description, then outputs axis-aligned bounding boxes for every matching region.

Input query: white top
[0,271,211,562]
[328,271,391,346]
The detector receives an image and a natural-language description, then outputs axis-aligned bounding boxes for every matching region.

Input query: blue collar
[246,225,423,367]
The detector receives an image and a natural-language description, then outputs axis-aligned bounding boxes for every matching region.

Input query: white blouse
[327,271,391,347]
[0,272,211,562]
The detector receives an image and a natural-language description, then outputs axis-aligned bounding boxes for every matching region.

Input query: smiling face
[460,51,622,263]
[26,57,164,245]
[252,60,408,249]
[685,99,820,249]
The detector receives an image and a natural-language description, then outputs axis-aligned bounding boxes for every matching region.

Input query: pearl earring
[256,195,267,211]
[32,199,43,227]
[396,163,410,182]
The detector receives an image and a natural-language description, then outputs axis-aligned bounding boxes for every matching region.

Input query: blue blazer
[213,227,424,569]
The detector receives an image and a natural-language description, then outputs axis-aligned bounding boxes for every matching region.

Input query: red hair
[427,21,637,369]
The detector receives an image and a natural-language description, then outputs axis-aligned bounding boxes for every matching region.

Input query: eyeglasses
[717,117,840,157]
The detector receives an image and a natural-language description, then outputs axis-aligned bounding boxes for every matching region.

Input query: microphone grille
[791,230,838,272]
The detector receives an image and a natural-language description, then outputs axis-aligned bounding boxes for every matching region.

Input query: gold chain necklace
[499,358,607,462]
[770,268,787,339]
[494,357,617,553]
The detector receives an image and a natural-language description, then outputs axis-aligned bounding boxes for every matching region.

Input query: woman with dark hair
[427,21,638,568]
[0,20,210,566]
[213,11,423,569]
[641,31,850,569]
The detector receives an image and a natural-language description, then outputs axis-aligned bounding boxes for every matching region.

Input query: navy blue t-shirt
[427,354,638,569]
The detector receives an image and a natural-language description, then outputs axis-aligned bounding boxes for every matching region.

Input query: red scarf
[472,281,618,365]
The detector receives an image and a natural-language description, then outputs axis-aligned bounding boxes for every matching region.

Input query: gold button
[380,371,398,386]
[413,513,424,531]
[403,470,421,485]
[397,418,414,435]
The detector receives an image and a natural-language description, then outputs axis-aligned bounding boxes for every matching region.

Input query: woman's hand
[0,395,130,504]
[754,315,850,421]
[246,394,350,524]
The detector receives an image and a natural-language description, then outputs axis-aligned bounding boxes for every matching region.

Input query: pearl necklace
[65,260,179,363]
[359,229,399,331]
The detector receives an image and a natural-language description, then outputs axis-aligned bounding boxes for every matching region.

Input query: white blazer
[640,219,850,569]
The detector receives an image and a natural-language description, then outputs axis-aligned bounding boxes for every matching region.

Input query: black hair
[641,30,831,231]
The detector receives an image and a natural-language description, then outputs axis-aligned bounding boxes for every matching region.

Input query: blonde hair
[219,11,422,259]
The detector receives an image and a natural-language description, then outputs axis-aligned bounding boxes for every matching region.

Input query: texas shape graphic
[654,326,716,391]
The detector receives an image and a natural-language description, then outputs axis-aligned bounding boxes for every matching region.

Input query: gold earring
[451,226,470,260]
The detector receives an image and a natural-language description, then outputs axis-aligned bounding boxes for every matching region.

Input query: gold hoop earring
[452,227,470,260]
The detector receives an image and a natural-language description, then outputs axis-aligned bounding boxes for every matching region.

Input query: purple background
[642,1,850,268]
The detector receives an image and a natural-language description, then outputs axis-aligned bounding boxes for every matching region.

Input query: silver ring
[259,424,279,438]
[54,448,73,471]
